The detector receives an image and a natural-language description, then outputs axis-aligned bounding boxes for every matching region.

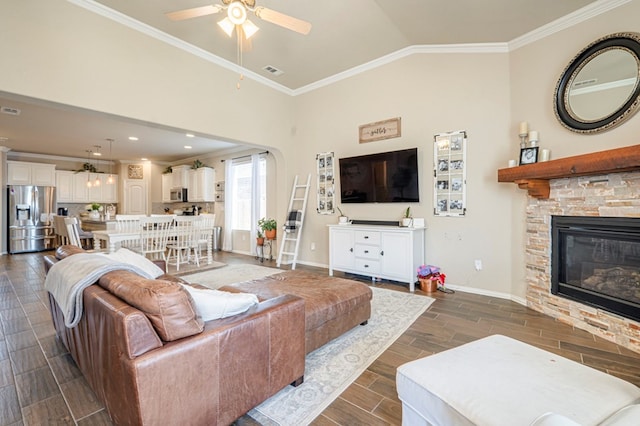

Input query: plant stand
[256,238,275,263]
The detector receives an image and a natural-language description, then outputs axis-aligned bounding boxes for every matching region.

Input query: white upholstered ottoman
[396,335,640,426]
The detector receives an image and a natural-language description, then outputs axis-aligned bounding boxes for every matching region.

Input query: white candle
[540,149,550,162]
[508,159,517,167]
[529,130,539,142]
[519,122,528,135]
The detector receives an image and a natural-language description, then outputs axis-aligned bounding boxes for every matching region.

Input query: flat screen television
[339,148,419,203]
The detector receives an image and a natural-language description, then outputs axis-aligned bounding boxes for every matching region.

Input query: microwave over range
[170,187,187,202]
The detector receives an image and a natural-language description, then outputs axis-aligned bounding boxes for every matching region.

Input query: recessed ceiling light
[186,133,195,138]
[129,136,139,141]
[141,158,148,161]
[184,145,192,149]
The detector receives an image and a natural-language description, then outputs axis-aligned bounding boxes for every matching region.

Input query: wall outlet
[474,259,483,271]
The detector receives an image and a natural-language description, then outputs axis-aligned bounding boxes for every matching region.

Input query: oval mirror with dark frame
[554,32,640,134]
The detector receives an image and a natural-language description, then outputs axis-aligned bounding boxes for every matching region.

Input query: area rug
[249,286,434,425]
[180,263,283,288]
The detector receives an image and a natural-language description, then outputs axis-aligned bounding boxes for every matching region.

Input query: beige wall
[290,52,516,295]
[3,0,640,301]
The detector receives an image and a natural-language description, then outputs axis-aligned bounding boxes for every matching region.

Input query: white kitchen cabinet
[328,224,425,292]
[95,174,118,203]
[55,171,74,202]
[7,161,56,186]
[106,175,119,203]
[72,172,90,202]
[171,165,191,188]
[67,171,118,203]
[161,173,172,202]
[188,167,215,202]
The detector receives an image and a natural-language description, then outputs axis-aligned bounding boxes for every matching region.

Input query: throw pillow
[181,284,259,321]
[106,248,164,278]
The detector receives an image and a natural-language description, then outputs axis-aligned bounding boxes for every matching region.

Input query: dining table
[92,230,141,253]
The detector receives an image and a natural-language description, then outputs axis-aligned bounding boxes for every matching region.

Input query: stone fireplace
[525,172,640,353]
[498,146,640,353]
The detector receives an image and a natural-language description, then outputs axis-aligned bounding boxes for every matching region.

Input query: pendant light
[86,150,93,188]
[93,145,101,187]
[106,138,114,184]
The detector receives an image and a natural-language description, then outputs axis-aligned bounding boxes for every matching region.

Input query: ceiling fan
[166,0,312,39]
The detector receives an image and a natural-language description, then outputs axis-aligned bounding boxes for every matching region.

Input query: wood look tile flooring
[1,250,639,425]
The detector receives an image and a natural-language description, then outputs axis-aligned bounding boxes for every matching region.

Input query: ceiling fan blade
[254,7,311,35]
[165,5,222,21]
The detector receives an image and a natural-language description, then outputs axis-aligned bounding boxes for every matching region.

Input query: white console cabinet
[328,224,426,292]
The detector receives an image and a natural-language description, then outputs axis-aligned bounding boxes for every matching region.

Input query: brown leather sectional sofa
[43,246,305,426]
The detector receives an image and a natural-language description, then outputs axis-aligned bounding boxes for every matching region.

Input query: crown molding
[293,43,508,96]
[8,150,115,164]
[508,0,632,51]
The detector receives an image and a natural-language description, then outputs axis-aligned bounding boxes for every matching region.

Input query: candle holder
[519,133,528,149]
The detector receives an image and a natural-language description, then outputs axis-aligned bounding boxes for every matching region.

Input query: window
[229,156,266,230]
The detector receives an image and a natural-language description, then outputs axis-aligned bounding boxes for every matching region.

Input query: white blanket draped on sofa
[44,250,163,327]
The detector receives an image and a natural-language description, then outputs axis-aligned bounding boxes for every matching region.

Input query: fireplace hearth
[551,216,640,323]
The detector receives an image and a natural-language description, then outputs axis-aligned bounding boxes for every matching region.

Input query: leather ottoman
[220,270,372,354]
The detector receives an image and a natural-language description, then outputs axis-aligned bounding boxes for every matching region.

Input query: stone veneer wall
[525,171,640,354]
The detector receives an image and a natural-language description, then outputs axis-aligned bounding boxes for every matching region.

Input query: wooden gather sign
[359,117,401,143]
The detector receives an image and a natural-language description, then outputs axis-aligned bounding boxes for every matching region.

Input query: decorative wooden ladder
[277,174,311,269]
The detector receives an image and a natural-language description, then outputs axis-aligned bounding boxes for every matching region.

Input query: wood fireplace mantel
[497,144,640,198]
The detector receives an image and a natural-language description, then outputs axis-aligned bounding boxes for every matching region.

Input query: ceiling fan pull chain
[237,28,243,89]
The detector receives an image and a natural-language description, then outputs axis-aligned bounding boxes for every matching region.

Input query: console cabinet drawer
[354,258,380,273]
[354,244,379,259]
[354,231,380,245]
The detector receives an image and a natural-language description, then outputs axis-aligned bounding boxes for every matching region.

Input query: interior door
[123,180,147,215]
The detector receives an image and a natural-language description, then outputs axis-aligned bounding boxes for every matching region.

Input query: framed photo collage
[433,130,467,217]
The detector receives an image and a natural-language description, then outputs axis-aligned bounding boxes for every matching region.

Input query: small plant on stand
[256,229,265,246]
[258,217,277,240]
[417,264,446,293]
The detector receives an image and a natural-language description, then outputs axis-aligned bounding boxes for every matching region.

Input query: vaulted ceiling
[1,0,605,162]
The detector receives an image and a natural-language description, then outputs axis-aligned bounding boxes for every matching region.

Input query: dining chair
[63,217,83,248]
[195,213,216,264]
[166,216,202,271]
[133,215,174,261]
[115,214,144,249]
[53,215,69,247]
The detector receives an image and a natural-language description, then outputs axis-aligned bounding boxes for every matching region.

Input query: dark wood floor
[1,250,639,425]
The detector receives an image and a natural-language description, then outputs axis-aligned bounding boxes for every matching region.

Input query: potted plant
[401,206,413,227]
[258,217,277,240]
[256,229,265,246]
[86,203,102,220]
[336,206,349,224]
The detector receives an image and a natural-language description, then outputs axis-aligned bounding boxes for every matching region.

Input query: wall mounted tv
[339,148,419,203]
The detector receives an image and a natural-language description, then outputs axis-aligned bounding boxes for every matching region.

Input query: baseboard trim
[445,284,527,306]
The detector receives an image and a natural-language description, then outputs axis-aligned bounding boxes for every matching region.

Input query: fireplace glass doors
[551,216,640,322]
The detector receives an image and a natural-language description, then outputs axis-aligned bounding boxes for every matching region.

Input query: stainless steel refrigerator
[7,185,56,253]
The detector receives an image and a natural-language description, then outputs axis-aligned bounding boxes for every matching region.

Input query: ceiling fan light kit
[166,0,311,88]
[166,0,312,37]
[227,1,247,25]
